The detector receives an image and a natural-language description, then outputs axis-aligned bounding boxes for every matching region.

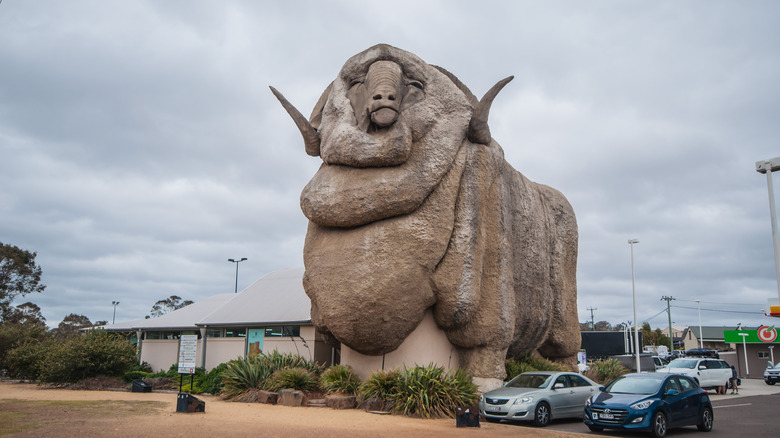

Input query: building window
[163,331,181,340]
[758,351,770,359]
[225,328,246,338]
[264,326,300,337]
[146,331,161,340]
[206,329,222,338]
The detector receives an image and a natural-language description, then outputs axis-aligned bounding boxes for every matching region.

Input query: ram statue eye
[408,81,423,90]
[349,78,364,89]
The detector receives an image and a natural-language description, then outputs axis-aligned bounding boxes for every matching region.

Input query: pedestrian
[730,365,739,395]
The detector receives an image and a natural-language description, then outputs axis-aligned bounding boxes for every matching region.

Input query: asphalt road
[495,380,780,437]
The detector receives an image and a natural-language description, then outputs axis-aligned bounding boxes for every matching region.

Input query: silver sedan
[479,371,600,426]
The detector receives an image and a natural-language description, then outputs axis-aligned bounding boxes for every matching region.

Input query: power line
[671,304,762,315]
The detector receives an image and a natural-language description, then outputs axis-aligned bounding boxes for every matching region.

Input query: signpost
[177,335,198,392]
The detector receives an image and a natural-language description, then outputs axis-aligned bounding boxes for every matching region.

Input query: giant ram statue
[271,44,579,385]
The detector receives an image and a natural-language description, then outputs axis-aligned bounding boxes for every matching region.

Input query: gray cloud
[1,1,779,332]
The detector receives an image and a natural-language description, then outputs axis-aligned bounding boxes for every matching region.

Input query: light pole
[228,258,248,293]
[695,299,704,349]
[629,239,641,372]
[738,332,749,378]
[112,301,119,324]
[756,157,780,307]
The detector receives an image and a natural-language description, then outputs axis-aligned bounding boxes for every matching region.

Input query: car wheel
[532,402,551,427]
[587,425,604,432]
[697,406,713,432]
[766,379,776,386]
[652,411,667,438]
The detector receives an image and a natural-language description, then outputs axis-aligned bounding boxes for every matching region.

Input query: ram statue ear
[346,81,371,132]
[270,85,323,157]
[309,81,333,131]
[467,76,514,145]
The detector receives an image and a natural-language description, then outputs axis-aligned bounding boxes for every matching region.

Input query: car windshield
[506,374,553,388]
[604,376,665,395]
[667,359,698,369]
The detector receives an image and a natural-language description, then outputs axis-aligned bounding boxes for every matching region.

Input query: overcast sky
[2,1,779,334]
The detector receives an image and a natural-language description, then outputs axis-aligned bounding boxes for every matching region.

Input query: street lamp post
[756,157,780,306]
[112,301,119,324]
[228,258,248,293]
[695,299,704,349]
[629,239,641,372]
[738,332,750,378]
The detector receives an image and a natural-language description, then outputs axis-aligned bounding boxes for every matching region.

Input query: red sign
[757,325,777,343]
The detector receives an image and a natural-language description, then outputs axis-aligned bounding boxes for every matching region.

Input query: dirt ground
[0,381,588,437]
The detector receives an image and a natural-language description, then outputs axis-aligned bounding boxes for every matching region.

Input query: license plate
[598,413,614,420]
[486,405,502,412]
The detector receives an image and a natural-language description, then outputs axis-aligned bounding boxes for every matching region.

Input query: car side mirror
[598,386,605,391]
[553,382,565,389]
[698,365,707,370]
[665,389,679,396]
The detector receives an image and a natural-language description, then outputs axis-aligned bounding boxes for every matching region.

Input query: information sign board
[177,335,198,374]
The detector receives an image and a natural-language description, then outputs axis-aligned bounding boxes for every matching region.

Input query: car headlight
[630,400,653,410]
[512,396,534,405]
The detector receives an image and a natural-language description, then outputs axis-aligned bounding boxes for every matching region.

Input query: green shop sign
[724,326,779,343]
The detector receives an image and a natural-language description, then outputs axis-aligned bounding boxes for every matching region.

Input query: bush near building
[7,329,137,384]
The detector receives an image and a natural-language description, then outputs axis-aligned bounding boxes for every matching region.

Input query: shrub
[359,369,400,401]
[389,364,478,418]
[261,350,324,375]
[36,330,137,383]
[199,363,228,394]
[504,354,568,381]
[221,355,273,398]
[123,370,153,382]
[6,339,52,380]
[7,330,136,384]
[268,367,319,392]
[320,365,361,395]
[584,359,629,384]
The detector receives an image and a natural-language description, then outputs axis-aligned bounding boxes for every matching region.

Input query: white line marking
[713,403,752,408]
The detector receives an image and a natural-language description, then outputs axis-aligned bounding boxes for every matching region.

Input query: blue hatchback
[583,373,713,438]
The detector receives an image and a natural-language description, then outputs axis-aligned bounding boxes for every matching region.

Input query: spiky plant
[259,350,324,376]
[389,364,479,418]
[320,364,362,395]
[359,369,401,401]
[268,366,319,392]
[220,355,273,398]
[584,359,629,384]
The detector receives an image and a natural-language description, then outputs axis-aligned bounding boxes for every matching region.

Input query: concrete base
[341,309,459,379]
[472,377,504,393]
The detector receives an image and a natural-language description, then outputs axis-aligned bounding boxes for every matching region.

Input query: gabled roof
[197,268,310,327]
[101,268,310,331]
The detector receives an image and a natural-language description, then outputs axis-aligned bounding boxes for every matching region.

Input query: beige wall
[341,309,460,379]
[203,338,245,369]
[141,340,185,373]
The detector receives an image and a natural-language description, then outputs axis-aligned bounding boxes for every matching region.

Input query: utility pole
[587,307,597,330]
[661,296,675,353]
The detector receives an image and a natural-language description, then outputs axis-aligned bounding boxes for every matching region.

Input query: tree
[3,302,46,327]
[0,302,50,370]
[593,321,613,331]
[53,313,93,339]
[149,295,193,318]
[0,242,46,320]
